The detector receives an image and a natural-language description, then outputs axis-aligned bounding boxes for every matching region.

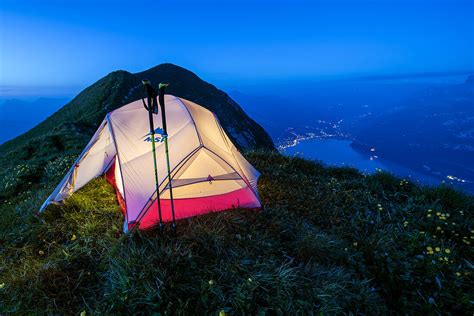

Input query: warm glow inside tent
[40,95,261,231]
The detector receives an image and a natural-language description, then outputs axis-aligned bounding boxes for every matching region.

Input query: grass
[0,151,473,314]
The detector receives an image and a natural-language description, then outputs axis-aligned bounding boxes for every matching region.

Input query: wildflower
[427,214,432,218]
[420,231,425,234]
[71,234,77,241]
[435,247,441,252]
[39,250,45,256]
[403,221,409,227]
[426,246,433,251]
[80,311,86,316]
[445,248,451,254]
[353,242,358,246]
[219,310,226,316]
[436,227,441,231]
[436,212,441,216]
[0,283,5,289]
[208,279,215,285]
[443,257,449,262]
[428,209,432,213]
[456,272,461,277]
[446,213,450,217]
[248,278,252,282]
[463,240,471,245]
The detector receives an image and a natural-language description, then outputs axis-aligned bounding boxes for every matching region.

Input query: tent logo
[143,127,165,143]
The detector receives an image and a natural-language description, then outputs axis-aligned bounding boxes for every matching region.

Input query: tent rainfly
[40,95,261,232]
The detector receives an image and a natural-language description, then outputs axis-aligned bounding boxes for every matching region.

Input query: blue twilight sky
[0,0,473,93]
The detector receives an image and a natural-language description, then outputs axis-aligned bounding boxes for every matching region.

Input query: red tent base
[105,158,261,231]
[105,160,126,215]
[132,186,260,230]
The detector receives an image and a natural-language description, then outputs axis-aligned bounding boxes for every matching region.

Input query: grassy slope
[0,152,473,314]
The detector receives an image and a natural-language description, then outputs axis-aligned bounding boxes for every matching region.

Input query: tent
[40,95,261,231]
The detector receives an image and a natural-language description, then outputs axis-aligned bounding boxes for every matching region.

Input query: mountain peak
[134,63,274,150]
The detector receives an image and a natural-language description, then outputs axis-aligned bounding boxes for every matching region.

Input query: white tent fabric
[40,95,261,231]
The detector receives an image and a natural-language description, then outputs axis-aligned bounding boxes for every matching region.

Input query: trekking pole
[142,79,164,233]
[158,82,177,236]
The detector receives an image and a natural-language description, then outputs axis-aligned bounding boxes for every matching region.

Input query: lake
[281,138,455,189]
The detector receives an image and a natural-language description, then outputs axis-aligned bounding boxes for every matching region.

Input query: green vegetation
[0,63,471,313]
[1,151,472,314]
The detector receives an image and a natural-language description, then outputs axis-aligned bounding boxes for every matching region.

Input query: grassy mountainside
[1,152,473,314]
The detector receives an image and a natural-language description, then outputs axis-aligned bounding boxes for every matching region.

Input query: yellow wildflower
[427,214,432,218]
[38,250,45,256]
[436,212,441,216]
[403,221,409,227]
[436,227,441,231]
[0,283,5,289]
[435,247,441,252]
[71,234,77,241]
[248,278,252,282]
[80,311,86,316]
[445,248,451,254]
[353,242,358,246]
[456,272,461,277]
[219,310,226,316]
[208,279,215,285]
[426,246,433,251]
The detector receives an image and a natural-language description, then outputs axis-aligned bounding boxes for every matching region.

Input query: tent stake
[159,82,177,236]
[142,79,165,234]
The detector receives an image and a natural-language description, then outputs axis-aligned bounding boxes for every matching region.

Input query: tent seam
[105,114,129,227]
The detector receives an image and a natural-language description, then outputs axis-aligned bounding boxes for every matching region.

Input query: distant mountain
[466,74,474,84]
[0,97,69,144]
[351,75,474,188]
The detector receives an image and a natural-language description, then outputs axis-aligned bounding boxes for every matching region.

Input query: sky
[0,0,473,94]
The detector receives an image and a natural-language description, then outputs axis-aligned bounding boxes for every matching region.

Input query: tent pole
[159,82,177,236]
[142,79,164,233]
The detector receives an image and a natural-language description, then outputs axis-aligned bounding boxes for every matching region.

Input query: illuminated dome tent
[40,95,261,231]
